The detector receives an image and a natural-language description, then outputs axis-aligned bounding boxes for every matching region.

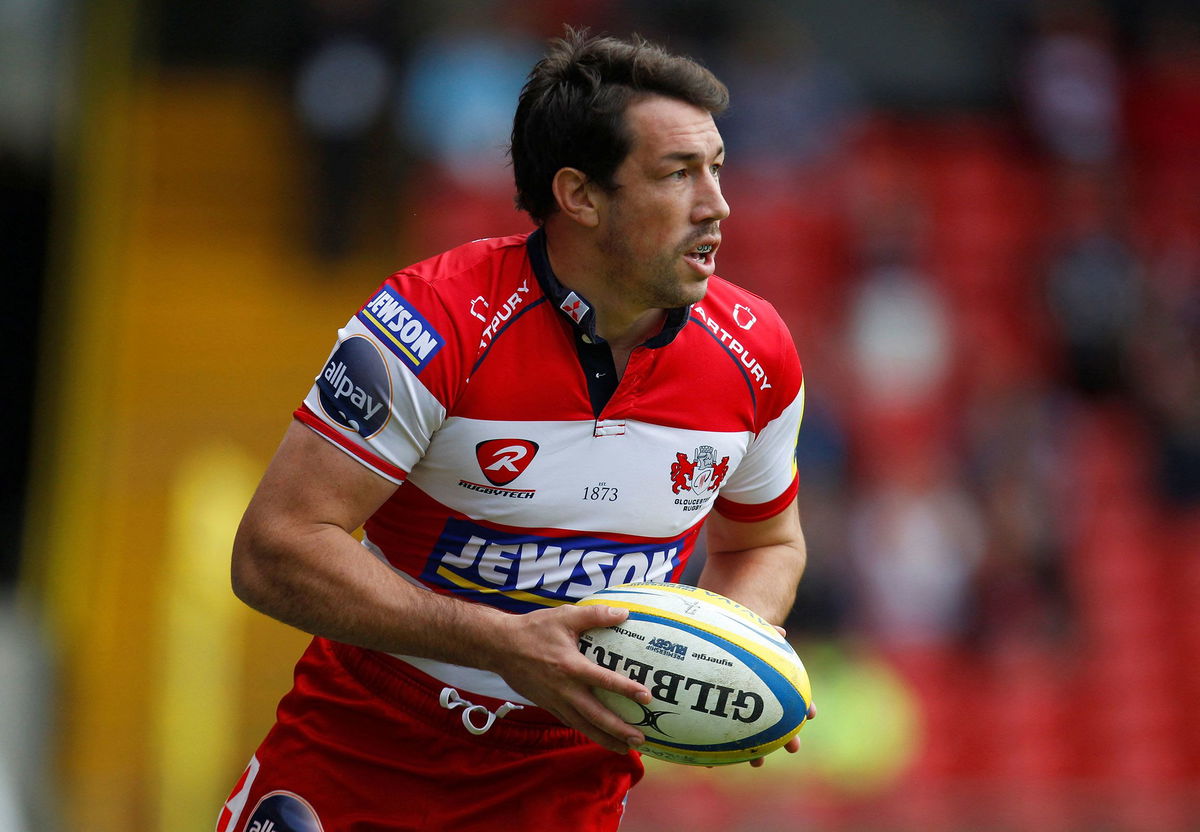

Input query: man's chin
[677,274,710,307]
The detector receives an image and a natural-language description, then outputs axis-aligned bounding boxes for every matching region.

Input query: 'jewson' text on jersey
[424,518,686,613]
[358,286,444,374]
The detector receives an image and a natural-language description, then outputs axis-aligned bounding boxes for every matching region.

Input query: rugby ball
[577,582,811,766]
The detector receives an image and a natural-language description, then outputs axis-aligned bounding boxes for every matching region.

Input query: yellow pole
[153,444,257,832]
[22,0,139,826]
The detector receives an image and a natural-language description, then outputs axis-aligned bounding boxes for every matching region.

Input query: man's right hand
[486,604,651,755]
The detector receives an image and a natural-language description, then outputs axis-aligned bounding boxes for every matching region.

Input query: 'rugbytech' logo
[317,335,391,438]
[357,285,444,374]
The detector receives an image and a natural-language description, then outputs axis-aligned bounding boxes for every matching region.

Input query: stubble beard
[598,225,709,312]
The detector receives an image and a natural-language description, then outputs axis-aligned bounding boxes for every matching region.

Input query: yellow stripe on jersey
[435,566,567,607]
[361,308,421,365]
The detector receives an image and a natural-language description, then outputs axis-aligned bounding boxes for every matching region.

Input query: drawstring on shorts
[439,686,525,735]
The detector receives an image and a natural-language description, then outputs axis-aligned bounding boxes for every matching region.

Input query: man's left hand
[748,700,816,768]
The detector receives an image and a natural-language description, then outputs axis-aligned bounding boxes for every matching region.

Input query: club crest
[670,445,730,495]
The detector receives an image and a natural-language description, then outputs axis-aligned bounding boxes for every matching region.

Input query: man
[217,29,808,832]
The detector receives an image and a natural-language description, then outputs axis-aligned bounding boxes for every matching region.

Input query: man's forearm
[696,539,806,625]
[232,520,513,666]
[700,498,807,624]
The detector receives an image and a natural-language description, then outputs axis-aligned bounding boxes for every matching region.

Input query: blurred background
[2,0,1199,829]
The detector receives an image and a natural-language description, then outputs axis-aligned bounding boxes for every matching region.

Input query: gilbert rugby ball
[577,582,811,766]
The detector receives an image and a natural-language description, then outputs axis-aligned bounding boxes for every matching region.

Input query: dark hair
[510,28,729,223]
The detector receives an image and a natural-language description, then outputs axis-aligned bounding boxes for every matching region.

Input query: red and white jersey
[295,230,804,699]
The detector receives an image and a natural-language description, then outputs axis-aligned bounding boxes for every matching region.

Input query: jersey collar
[526,228,691,348]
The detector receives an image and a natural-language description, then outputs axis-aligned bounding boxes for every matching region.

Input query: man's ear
[551,167,602,228]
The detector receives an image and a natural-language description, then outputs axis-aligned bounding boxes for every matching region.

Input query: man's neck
[543,228,665,350]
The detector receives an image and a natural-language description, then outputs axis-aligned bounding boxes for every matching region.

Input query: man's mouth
[686,243,716,264]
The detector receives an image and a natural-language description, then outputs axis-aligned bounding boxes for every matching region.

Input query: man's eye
[670,169,688,180]
[711,164,722,178]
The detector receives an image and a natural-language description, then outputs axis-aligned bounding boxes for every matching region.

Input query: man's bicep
[699,499,805,623]
[231,421,415,635]
[246,420,401,536]
[706,497,803,557]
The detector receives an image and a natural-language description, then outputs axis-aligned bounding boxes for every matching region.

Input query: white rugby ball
[577,582,811,766]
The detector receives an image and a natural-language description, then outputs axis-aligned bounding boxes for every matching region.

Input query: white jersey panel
[718,381,805,506]
[406,416,755,537]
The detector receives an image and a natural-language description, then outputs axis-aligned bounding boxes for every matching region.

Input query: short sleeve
[713,319,804,522]
[294,275,461,483]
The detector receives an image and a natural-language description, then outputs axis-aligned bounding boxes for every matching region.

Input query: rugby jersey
[295,229,804,700]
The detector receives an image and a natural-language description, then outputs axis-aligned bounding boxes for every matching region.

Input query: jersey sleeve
[713,316,805,522]
[294,273,465,484]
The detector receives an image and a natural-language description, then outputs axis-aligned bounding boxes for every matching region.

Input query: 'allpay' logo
[243,791,323,832]
[316,335,391,438]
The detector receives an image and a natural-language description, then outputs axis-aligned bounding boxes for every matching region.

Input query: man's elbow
[230,521,278,613]
[790,534,808,580]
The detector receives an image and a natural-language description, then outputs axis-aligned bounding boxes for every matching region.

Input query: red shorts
[216,638,644,832]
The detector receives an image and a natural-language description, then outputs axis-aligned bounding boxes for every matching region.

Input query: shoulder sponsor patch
[357,285,444,374]
[243,791,324,832]
[317,335,391,438]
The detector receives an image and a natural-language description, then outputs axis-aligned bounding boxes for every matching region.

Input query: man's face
[595,95,730,310]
